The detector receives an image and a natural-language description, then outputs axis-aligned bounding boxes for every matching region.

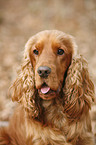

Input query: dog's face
[29,30,74,100]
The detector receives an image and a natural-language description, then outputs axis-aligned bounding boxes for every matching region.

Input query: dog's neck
[40,97,67,130]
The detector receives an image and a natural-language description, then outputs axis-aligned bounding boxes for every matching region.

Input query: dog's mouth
[40,83,53,94]
[38,83,59,100]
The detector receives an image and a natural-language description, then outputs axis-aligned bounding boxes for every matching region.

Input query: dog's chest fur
[41,99,68,134]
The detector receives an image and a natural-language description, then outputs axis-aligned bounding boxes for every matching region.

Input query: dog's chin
[37,83,60,100]
[38,92,57,100]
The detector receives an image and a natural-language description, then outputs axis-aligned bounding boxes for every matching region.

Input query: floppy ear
[10,37,40,118]
[63,55,94,121]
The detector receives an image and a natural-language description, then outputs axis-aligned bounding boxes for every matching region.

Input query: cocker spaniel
[0,30,95,145]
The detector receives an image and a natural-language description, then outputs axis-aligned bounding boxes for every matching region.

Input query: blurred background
[0,0,96,139]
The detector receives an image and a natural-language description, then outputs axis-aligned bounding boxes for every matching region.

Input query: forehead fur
[24,30,77,59]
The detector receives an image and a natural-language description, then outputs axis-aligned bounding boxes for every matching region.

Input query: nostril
[39,70,42,75]
[45,70,48,74]
[45,69,51,75]
[37,70,43,76]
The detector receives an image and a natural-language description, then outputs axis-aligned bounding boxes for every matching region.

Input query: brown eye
[33,49,39,55]
[57,49,64,55]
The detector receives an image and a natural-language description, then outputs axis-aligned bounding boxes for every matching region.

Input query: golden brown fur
[0,30,95,145]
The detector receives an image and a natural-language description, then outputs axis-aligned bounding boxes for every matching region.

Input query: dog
[0,30,95,145]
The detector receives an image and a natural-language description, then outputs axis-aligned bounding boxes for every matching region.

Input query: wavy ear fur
[63,55,94,121]
[10,37,40,118]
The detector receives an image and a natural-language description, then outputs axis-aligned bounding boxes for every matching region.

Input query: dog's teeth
[41,86,50,94]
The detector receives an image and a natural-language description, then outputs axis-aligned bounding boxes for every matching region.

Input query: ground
[0,0,96,142]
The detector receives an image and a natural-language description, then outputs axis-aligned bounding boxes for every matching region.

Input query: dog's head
[10,30,94,120]
[28,30,76,100]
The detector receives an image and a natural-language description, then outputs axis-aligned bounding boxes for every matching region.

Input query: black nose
[37,66,51,78]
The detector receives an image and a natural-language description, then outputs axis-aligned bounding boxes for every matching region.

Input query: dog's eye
[57,49,64,55]
[33,49,39,55]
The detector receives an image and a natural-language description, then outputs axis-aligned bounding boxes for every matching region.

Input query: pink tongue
[41,86,50,94]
